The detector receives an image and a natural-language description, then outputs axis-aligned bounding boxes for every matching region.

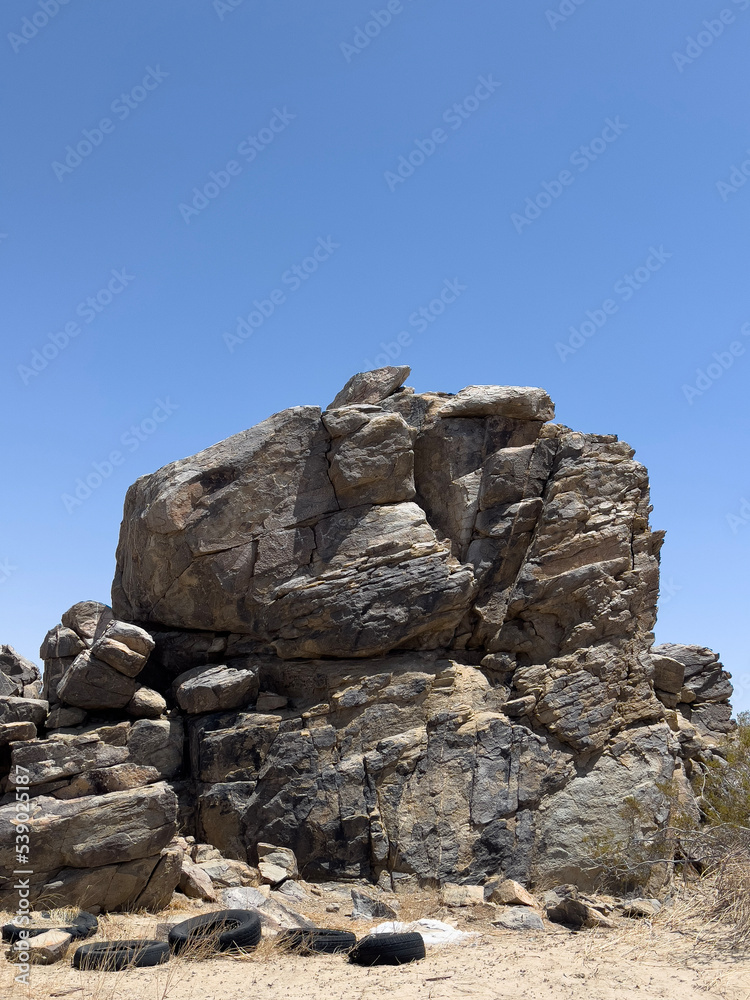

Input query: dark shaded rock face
[0,370,736,906]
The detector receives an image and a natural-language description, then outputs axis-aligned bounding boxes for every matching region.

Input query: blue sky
[1,1,748,711]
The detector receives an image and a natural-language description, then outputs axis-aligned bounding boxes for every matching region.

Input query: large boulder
[0,782,177,909]
[9,370,730,896]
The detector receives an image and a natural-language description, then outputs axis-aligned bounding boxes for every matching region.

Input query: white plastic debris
[369,918,480,946]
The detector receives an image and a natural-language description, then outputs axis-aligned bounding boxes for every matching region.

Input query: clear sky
[2,1,748,711]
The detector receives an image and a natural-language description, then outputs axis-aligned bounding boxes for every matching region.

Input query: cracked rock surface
[0,370,735,908]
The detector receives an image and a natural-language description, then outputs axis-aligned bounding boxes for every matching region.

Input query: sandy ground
[2,891,748,1000]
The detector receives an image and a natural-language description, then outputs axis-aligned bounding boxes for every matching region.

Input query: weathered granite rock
[127,717,184,779]
[174,663,259,714]
[437,385,555,421]
[179,855,219,901]
[7,371,731,903]
[0,696,48,727]
[493,907,544,931]
[46,706,87,729]
[127,685,167,718]
[351,887,398,919]
[440,883,485,907]
[40,606,152,710]
[54,763,160,798]
[0,645,42,699]
[486,878,538,908]
[57,651,136,710]
[327,365,411,409]
[0,782,177,909]
[62,601,114,641]
[652,644,734,737]
[257,843,298,883]
[0,721,37,745]
[9,730,131,787]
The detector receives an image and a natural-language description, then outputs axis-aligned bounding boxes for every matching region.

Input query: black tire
[3,911,98,943]
[278,928,357,955]
[168,909,262,955]
[350,932,425,966]
[72,939,170,971]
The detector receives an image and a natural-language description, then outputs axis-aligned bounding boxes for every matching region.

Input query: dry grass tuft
[711,847,750,949]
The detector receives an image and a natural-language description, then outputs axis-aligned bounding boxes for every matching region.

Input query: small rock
[437,385,555,421]
[256,692,288,712]
[391,873,419,894]
[486,878,538,908]
[193,843,222,863]
[440,883,486,907]
[275,880,305,902]
[545,895,614,929]
[128,686,167,718]
[493,907,545,931]
[351,887,398,920]
[222,886,314,930]
[651,655,685,695]
[257,843,298,883]
[326,903,341,913]
[197,858,260,887]
[179,856,219,901]
[27,929,72,964]
[0,721,36,745]
[61,600,114,641]
[619,898,661,919]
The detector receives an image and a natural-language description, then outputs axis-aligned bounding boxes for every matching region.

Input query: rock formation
[0,369,736,909]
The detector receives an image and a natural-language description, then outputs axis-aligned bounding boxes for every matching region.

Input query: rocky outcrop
[651,643,734,735]
[0,646,42,699]
[40,601,160,723]
[0,369,736,908]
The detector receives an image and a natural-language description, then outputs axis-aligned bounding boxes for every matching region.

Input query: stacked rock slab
[0,603,182,911]
[104,368,734,888]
